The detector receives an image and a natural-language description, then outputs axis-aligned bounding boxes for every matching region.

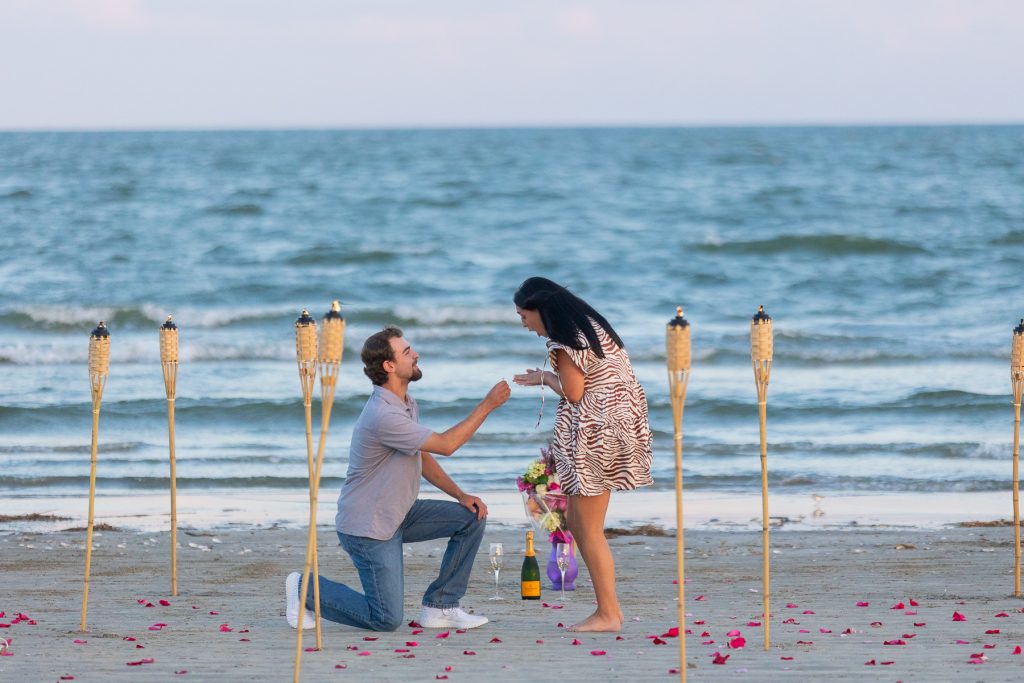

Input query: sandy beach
[3,493,1024,681]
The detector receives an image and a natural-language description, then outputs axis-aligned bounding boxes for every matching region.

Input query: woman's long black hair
[513,277,623,358]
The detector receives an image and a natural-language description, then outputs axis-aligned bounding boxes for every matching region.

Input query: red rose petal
[335,664,347,669]
[395,649,410,653]
[880,661,895,665]
[909,598,919,606]
[995,612,1010,618]
[729,637,746,649]
[952,611,967,621]
[985,629,1000,634]
[536,639,544,644]
[695,595,706,601]
[590,650,607,656]
[983,644,996,649]
[136,644,144,649]
[864,659,876,666]
[159,600,171,607]
[781,656,794,661]
[209,611,219,615]
[445,666,453,672]
[406,641,419,647]
[408,620,422,627]
[363,636,378,641]
[218,624,232,632]
[305,647,317,652]
[462,650,476,655]
[73,639,86,644]
[693,620,705,625]
[856,601,870,607]
[175,670,188,675]
[663,627,680,638]
[615,636,624,641]
[884,639,906,646]
[890,602,905,610]
[148,623,167,631]
[239,639,250,642]
[901,634,916,639]
[357,651,371,656]
[123,637,137,642]
[126,658,155,666]
[956,639,970,645]
[411,629,423,635]
[436,631,450,639]
[785,603,798,608]
[712,652,729,665]
[802,610,815,615]
[914,622,926,627]
[489,637,502,643]
[572,639,581,645]
[1013,645,1022,655]
[819,629,832,634]
[782,618,798,625]
[746,621,761,627]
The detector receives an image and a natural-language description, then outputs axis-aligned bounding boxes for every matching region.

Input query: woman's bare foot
[567,611,623,633]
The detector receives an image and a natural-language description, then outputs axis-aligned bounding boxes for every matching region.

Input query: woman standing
[512,277,653,632]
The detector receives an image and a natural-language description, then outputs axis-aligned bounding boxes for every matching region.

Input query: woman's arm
[554,349,585,402]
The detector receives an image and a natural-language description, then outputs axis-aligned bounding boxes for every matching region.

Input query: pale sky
[1,0,1022,130]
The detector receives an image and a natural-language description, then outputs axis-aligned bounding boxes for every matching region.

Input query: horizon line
[2,120,1023,134]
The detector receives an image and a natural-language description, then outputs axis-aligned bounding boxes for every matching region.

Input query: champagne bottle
[521,530,541,600]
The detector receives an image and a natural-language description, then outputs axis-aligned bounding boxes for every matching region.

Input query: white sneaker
[286,572,316,629]
[420,606,488,629]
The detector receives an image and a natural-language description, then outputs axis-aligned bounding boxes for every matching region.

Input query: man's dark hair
[513,276,623,358]
[362,325,404,385]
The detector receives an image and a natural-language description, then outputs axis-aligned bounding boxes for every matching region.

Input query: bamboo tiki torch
[1011,319,1024,598]
[160,316,180,596]
[81,321,110,631]
[751,305,774,650]
[293,310,318,682]
[302,300,346,651]
[666,306,691,681]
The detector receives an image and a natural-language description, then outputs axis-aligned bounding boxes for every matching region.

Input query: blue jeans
[301,499,486,632]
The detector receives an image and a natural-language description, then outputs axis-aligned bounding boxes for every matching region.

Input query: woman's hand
[513,368,545,387]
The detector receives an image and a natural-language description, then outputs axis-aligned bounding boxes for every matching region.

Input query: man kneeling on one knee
[286,325,510,631]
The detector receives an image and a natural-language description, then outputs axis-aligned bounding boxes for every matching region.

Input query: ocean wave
[284,247,400,266]
[0,303,301,332]
[204,203,264,216]
[1,188,32,200]
[697,233,927,256]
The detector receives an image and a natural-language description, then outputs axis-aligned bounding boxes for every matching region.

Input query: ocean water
[1,126,1023,499]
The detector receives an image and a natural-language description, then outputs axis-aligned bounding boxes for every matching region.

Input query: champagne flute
[488,542,504,600]
[556,542,571,602]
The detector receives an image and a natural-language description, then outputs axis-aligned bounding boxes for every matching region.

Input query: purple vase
[546,536,578,591]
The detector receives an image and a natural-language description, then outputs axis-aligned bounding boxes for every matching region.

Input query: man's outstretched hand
[484,380,511,410]
[458,493,488,520]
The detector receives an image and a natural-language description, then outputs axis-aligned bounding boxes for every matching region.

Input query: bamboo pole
[1011,319,1024,598]
[304,300,346,649]
[160,316,180,596]
[665,306,691,681]
[81,321,110,632]
[751,305,774,650]
[294,310,318,682]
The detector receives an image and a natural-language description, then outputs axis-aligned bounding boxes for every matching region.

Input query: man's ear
[382,359,395,373]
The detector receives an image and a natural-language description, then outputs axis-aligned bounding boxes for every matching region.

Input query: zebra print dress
[547,322,653,496]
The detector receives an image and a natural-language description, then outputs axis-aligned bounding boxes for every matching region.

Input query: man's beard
[410,366,423,382]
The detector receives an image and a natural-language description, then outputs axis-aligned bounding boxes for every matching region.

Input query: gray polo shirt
[335,385,434,540]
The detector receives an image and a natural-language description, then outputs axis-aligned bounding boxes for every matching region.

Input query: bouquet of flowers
[517,444,570,543]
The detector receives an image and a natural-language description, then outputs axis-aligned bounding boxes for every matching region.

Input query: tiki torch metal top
[1013,318,1024,373]
[666,306,691,372]
[751,305,773,363]
[295,309,318,364]
[159,315,179,363]
[319,299,345,364]
[88,321,110,376]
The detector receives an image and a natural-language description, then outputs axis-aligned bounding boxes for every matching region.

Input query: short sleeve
[546,339,590,374]
[375,408,433,456]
